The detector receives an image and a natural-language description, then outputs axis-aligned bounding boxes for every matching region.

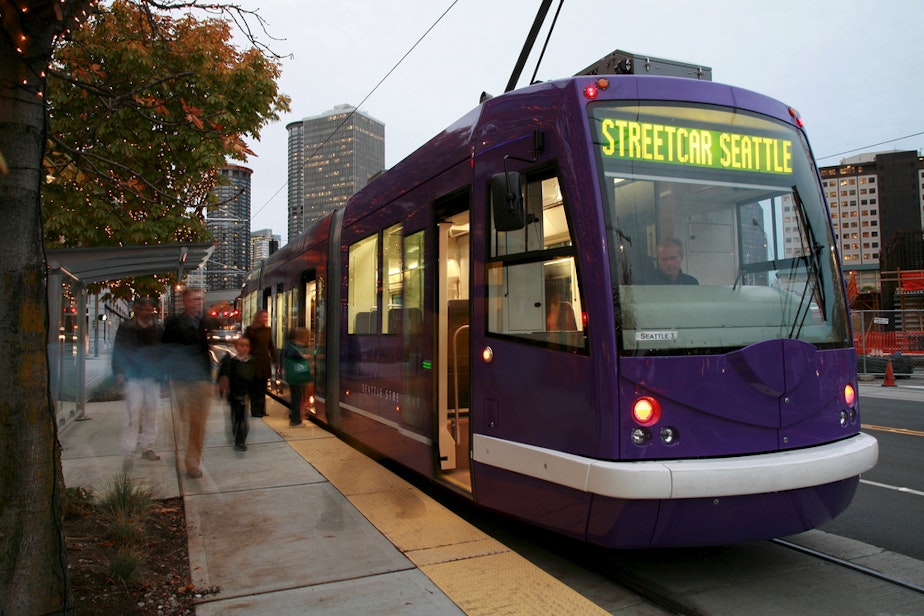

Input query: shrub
[100,472,153,520]
[98,474,155,583]
[107,510,146,546]
[108,547,144,583]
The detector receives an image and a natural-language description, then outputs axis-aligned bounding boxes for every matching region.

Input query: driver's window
[491,177,573,257]
[487,172,586,351]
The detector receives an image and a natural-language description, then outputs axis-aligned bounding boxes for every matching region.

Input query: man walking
[163,287,215,479]
[112,297,163,471]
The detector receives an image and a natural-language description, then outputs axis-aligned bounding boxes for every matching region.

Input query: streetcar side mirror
[490,172,525,232]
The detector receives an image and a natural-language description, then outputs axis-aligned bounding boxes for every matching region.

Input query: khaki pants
[172,380,213,473]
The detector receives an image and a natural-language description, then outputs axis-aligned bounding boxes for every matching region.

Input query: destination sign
[599,118,793,175]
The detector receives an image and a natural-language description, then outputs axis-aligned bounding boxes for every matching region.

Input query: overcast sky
[234,0,924,245]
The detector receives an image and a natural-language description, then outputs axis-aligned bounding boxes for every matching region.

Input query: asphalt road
[818,384,924,561]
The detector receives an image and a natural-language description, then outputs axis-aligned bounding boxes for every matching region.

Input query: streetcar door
[434,192,472,493]
[301,271,319,417]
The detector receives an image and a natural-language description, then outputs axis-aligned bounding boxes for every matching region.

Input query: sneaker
[187,469,203,479]
[289,421,303,427]
[234,443,248,452]
[142,450,161,461]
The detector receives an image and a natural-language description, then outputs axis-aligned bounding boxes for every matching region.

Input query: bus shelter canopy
[46,243,214,428]
[46,243,214,284]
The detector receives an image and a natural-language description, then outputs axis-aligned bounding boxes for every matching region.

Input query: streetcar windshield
[589,102,850,354]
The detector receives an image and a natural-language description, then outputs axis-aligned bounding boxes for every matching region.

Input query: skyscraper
[207,164,252,291]
[287,105,385,239]
[250,228,280,266]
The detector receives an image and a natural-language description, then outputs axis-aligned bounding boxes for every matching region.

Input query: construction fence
[852,309,924,378]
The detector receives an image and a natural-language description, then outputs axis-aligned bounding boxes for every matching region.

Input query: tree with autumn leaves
[0,1,287,611]
[45,0,289,296]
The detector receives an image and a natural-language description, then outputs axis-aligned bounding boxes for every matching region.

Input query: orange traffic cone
[882,359,896,387]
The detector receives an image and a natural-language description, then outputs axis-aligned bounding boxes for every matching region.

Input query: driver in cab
[649,238,699,285]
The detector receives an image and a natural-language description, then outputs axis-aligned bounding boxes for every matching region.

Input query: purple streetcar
[242,73,878,548]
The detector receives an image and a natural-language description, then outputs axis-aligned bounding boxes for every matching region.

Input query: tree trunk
[0,2,79,612]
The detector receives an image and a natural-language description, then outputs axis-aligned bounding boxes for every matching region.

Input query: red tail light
[844,384,856,407]
[632,397,661,426]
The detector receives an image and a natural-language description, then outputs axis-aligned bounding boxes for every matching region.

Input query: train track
[770,538,924,595]
[413,477,924,615]
[545,534,924,616]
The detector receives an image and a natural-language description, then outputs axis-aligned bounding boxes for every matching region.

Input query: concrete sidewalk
[60,346,618,614]
[59,391,613,615]
[59,395,466,614]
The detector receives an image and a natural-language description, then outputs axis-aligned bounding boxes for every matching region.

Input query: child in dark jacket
[218,337,259,451]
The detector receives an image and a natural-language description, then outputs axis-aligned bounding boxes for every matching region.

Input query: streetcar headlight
[839,409,849,427]
[660,426,679,445]
[631,427,651,446]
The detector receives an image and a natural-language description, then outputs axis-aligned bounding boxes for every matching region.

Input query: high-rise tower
[287,105,385,239]
[207,164,252,291]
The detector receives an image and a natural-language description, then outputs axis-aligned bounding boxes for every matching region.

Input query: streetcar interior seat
[406,307,423,335]
[388,307,424,335]
[354,311,371,334]
[388,308,402,334]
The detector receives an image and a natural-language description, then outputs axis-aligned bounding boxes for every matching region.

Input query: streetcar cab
[590,100,858,459]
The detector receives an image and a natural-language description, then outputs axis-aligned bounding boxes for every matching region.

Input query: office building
[820,150,924,293]
[251,228,280,266]
[287,105,385,239]
[207,164,252,291]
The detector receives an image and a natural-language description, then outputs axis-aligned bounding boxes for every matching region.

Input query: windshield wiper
[788,185,826,338]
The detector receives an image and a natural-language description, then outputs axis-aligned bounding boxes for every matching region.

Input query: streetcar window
[589,101,850,354]
[487,172,587,351]
[491,176,573,257]
[241,291,258,330]
[402,231,425,336]
[348,233,379,335]
[273,286,286,352]
[383,224,403,335]
[286,287,298,334]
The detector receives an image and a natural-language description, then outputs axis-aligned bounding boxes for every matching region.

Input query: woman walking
[244,309,275,418]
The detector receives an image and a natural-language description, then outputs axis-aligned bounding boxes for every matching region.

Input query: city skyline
[235,0,924,245]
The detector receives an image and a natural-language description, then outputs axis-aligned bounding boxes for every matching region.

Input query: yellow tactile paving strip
[263,403,609,615]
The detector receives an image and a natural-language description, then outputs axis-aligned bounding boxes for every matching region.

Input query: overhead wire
[250,0,461,224]
[816,131,924,161]
[250,3,921,230]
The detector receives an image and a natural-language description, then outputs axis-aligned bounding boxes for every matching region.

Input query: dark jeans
[289,384,303,425]
[230,396,249,446]
[250,379,268,417]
